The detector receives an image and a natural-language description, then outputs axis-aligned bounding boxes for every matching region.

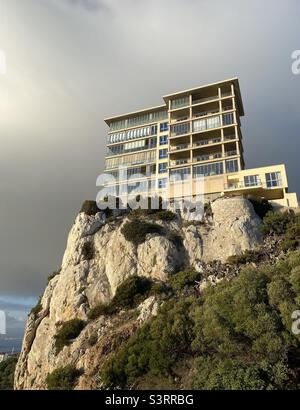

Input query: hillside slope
[14,197,267,389]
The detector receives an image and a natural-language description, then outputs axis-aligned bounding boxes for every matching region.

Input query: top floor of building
[104,78,244,136]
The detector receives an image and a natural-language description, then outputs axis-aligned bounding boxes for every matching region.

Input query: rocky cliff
[14,197,262,390]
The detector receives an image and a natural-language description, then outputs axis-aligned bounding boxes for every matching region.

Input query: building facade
[104,78,298,208]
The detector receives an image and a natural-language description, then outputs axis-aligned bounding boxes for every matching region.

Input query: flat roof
[104,104,167,126]
[104,78,245,126]
[163,77,244,116]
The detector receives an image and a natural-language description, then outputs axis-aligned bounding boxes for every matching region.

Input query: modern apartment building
[104,78,298,208]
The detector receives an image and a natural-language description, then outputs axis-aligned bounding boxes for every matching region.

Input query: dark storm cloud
[0,0,299,303]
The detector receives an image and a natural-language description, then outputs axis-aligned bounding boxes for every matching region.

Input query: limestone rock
[14,197,262,390]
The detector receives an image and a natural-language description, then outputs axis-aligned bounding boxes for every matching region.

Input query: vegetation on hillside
[46,365,82,390]
[88,275,155,320]
[0,356,18,390]
[100,211,300,389]
[54,319,86,354]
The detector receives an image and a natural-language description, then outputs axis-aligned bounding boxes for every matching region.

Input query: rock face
[14,197,262,390]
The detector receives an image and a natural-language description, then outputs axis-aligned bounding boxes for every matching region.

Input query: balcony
[170,158,191,166]
[192,95,219,105]
[170,143,191,151]
[170,123,190,137]
[225,150,238,157]
[224,181,262,191]
[194,152,222,162]
[193,137,222,147]
[224,134,236,141]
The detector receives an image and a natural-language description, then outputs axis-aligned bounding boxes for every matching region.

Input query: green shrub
[88,276,153,320]
[121,220,163,246]
[261,211,294,235]
[46,365,82,390]
[88,334,98,346]
[100,297,196,388]
[153,210,177,222]
[54,319,86,354]
[249,198,273,219]
[87,303,113,320]
[281,221,300,251]
[0,356,18,390]
[149,281,170,296]
[80,200,100,216]
[100,250,300,389]
[82,242,94,260]
[169,270,200,291]
[227,249,262,266]
[111,275,153,310]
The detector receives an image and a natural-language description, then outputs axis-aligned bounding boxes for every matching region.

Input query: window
[159,149,168,159]
[193,162,223,177]
[226,159,239,173]
[170,167,191,180]
[171,96,189,110]
[170,123,190,136]
[160,135,168,145]
[159,163,168,173]
[193,115,221,133]
[151,125,158,135]
[160,122,169,132]
[244,175,260,187]
[223,113,234,126]
[207,115,221,129]
[266,172,282,188]
[158,178,168,189]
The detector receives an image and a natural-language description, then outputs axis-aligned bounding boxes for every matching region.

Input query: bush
[54,319,86,354]
[100,297,196,388]
[261,211,294,235]
[249,198,273,219]
[227,249,262,266]
[88,276,153,320]
[82,242,94,260]
[121,220,163,246]
[169,270,200,291]
[111,275,153,310]
[0,356,18,390]
[153,210,177,222]
[281,220,300,251]
[46,365,82,390]
[87,303,113,320]
[100,250,300,389]
[80,200,100,216]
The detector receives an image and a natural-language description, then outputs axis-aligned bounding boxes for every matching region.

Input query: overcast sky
[0,0,299,337]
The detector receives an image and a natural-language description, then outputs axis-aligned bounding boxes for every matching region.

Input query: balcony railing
[224,135,236,141]
[170,158,191,166]
[193,137,222,147]
[225,150,238,157]
[192,95,219,105]
[170,143,191,151]
[224,181,263,190]
[194,152,222,162]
